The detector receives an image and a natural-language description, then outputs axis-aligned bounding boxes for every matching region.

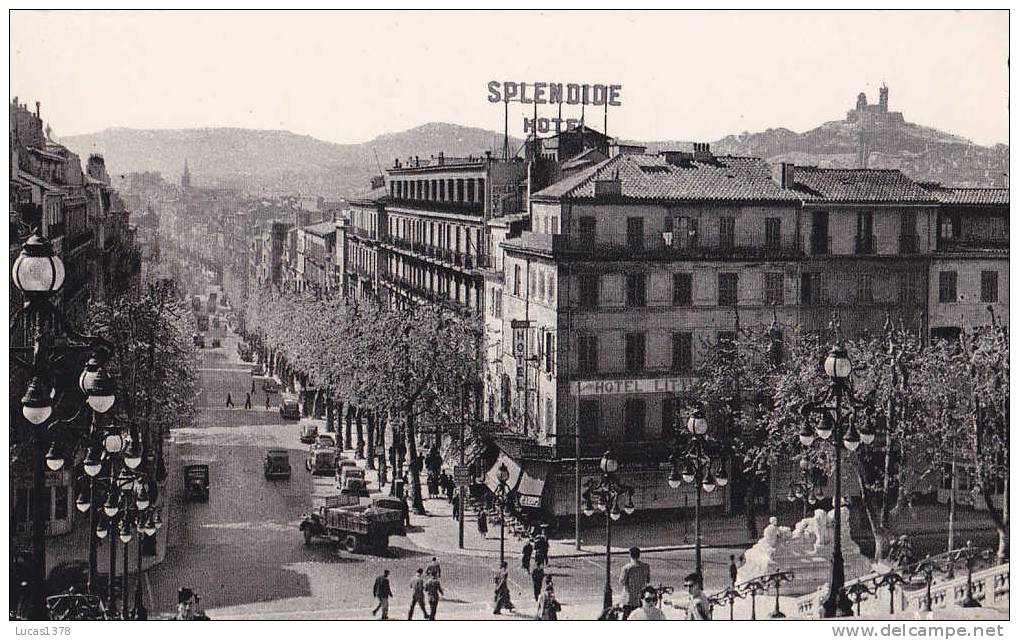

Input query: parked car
[280,398,300,420]
[305,447,338,475]
[211,337,222,348]
[264,448,292,480]
[262,379,281,394]
[315,434,337,449]
[299,423,319,444]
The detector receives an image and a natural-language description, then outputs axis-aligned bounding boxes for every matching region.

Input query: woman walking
[535,576,560,620]
[477,508,489,538]
[493,561,514,615]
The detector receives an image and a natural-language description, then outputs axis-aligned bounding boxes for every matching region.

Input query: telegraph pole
[458,383,467,549]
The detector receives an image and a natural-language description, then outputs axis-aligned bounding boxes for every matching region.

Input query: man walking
[619,546,650,619]
[426,557,441,580]
[531,562,545,601]
[521,538,534,573]
[493,561,514,615]
[244,392,252,410]
[265,394,271,410]
[533,531,549,567]
[225,393,234,408]
[680,572,711,620]
[408,568,428,620]
[424,574,444,620]
[372,569,392,620]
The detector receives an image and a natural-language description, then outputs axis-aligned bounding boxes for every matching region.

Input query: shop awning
[485,452,522,493]
[516,462,549,509]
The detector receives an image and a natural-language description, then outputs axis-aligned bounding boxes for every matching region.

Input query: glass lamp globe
[153,512,163,530]
[83,449,103,477]
[75,490,91,513]
[103,432,124,454]
[799,425,816,447]
[95,522,109,539]
[11,232,65,293]
[668,468,682,489]
[816,416,834,440]
[102,493,120,517]
[844,431,861,452]
[681,464,695,484]
[124,445,143,470]
[824,345,852,381]
[860,429,876,445]
[600,451,618,474]
[582,501,595,517]
[609,505,622,521]
[716,470,729,487]
[119,524,133,544]
[136,487,150,511]
[786,492,797,503]
[687,412,708,436]
[45,443,64,471]
[21,377,53,425]
[799,457,812,471]
[702,474,717,493]
[623,496,636,515]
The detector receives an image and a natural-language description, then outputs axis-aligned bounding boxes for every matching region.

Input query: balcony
[65,230,94,255]
[516,437,671,462]
[854,234,876,255]
[937,236,1009,253]
[551,231,802,261]
[387,197,483,217]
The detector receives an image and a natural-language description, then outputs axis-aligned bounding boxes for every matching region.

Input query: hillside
[59,123,523,198]
[60,111,1008,198]
[709,119,1008,188]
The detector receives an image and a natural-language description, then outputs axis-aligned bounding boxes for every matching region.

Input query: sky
[9,10,1010,146]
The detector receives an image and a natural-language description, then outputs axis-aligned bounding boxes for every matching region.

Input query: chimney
[692,142,713,162]
[771,162,796,189]
[438,152,444,166]
[662,150,694,166]
[35,101,41,119]
[594,169,622,198]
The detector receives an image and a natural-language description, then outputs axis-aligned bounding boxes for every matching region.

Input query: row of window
[577,330,779,374]
[510,264,557,306]
[574,271,786,308]
[579,215,785,250]
[577,396,691,440]
[390,177,485,205]
[388,215,483,256]
[938,270,1000,304]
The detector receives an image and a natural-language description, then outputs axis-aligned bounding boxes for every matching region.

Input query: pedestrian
[729,554,739,587]
[244,392,252,410]
[225,393,234,408]
[452,494,460,521]
[681,572,712,620]
[535,576,561,621]
[176,587,196,620]
[265,394,271,410]
[371,569,392,620]
[477,508,488,538]
[408,568,428,620]
[424,575,444,620]
[426,556,441,579]
[627,586,667,621]
[533,531,549,567]
[521,539,533,572]
[530,562,544,601]
[619,546,650,619]
[493,561,514,615]
[402,493,411,528]
[378,464,388,488]
[250,378,255,394]
[427,472,438,499]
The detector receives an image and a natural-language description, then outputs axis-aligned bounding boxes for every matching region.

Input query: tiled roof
[303,221,337,236]
[924,186,1009,206]
[790,167,936,203]
[532,153,800,203]
[559,148,606,171]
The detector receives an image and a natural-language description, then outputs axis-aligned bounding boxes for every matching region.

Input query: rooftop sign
[487,81,622,106]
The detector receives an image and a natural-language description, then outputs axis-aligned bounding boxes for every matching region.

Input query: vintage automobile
[299,423,319,444]
[299,500,401,553]
[339,476,370,498]
[192,333,205,349]
[264,448,292,480]
[305,447,338,475]
[262,379,281,394]
[279,398,300,420]
[369,496,406,535]
[337,466,365,488]
[314,434,336,449]
[183,464,210,502]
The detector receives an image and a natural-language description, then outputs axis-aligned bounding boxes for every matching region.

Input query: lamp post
[493,463,511,565]
[798,343,874,618]
[667,407,728,575]
[9,230,116,621]
[582,449,635,611]
[786,457,827,519]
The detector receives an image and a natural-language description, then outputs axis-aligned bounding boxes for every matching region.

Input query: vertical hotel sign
[511,319,529,391]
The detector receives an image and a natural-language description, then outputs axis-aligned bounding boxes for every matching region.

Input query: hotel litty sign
[572,376,695,397]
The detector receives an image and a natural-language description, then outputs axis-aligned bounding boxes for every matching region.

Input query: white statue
[812,508,831,549]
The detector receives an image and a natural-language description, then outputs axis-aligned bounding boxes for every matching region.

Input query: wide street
[143,329,739,620]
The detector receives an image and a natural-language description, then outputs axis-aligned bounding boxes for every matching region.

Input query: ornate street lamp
[583,448,635,611]
[667,407,727,574]
[798,341,874,618]
[787,457,827,519]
